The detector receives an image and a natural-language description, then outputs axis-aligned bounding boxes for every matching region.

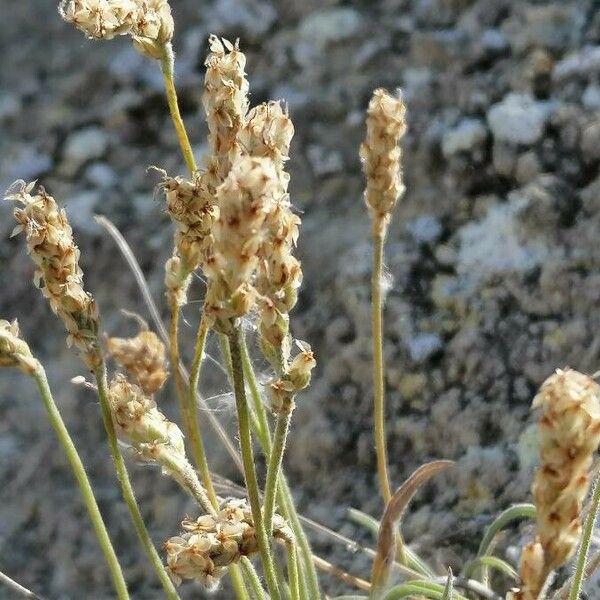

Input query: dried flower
[510,369,600,600]
[107,320,168,394]
[131,0,174,59]
[202,36,249,187]
[267,341,315,415]
[108,374,185,472]
[239,101,294,170]
[360,88,407,231]
[59,0,136,39]
[203,156,280,333]
[0,320,39,374]
[165,498,292,588]
[59,0,173,58]
[160,171,217,307]
[7,181,101,368]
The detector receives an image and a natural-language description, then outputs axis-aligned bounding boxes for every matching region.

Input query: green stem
[569,474,600,600]
[286,542,300,600]
[230,564,251,600]
[241,557,266,599]
[241,346,320,599]
[31,367,129,600]
[228,328,281,600]
[372,225,391,505]
[92,363,180,600]
[241,334,270,442]
[185,315,218,507]
[263,413,291,535]
[159,43,197,175]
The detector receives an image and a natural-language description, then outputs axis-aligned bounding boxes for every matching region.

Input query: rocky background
[2,0,600,598]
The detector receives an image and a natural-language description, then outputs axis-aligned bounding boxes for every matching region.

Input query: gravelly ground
[2,0,600,598]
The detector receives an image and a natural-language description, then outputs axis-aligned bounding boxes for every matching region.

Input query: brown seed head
[513,368,600,599]
[0,320,39,374]
[360,88,407,230]
[165,498,292,588]
[7,181,101,368]
[107,322,168,394]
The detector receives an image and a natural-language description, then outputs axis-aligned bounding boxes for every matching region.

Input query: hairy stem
[228,328,281,600]
[93,363,179,600]
[372,224,391,505]
[241,334,270,443]
[286,541,300,600]
[31,367,129,600]
[263,412,291,535]
[185,314,218,507]
[159,43,197,175]
[241,344,320,599]
[569,474,600,600]
[241,557,266,599]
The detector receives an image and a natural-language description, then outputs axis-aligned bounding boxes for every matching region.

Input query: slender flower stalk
[263,342,315,535]
[186,315,218,507]
[241,343,320,599]
[228,328,282,600]
[160,43,197,175]
[93,364,181,599]
[286,541,300,600]
[0,320,129,599]
[360,88,407,504]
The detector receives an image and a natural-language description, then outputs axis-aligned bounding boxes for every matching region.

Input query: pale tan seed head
[512,369,600,600]
[107,320,168,395]
[360,88,407,231]
[202,35,250,187]
[165,498,292,588]
[6,181,101,368]
[59,0,138,39]
[0,320,39,374]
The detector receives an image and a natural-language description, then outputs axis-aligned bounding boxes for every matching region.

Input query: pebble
[62,127,109,175]
[442,118,487,157]
[487,93,555,145]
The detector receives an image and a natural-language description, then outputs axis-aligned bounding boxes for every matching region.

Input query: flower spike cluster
[203,156,281,333]
[360,88,407,232]
[509,369,600,600]
[107,321,168,395]
[7,181,101,368]
[165,498,292,589]
[59,0,174,58]
[0,320,39,374]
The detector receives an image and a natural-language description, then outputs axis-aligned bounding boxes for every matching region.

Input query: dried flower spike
[0,320,39,374]
[107,318,168,394]
[165,498,292,589]
[160,170,217,307]
[108,374,185,469]
[510,369,600,600]
[6,181,101,368]
[202,36,249,187]
[203,156,280,333]
[267,340,315,415]
[360,88,407,232]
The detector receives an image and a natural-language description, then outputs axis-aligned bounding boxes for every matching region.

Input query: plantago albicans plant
[3,2,600,600]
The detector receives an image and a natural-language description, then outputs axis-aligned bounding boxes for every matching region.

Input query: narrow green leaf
[462,556,518,581]
[477,504,536,558]
[441,568,453,600]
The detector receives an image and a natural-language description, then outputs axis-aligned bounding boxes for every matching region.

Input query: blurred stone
[487,93,555,145]
[62,127,109,175]
[442,118,487,157]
